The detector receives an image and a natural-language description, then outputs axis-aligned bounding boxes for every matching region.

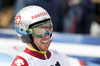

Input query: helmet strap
[29,35,40,51]
[31,42,40,51]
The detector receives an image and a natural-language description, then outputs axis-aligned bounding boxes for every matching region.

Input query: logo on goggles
[16,15,21,25]
[31,12,48,19]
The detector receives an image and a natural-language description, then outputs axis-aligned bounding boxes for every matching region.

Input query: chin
[42,48,48,51]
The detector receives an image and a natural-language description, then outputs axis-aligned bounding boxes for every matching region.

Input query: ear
[20,35,32,43]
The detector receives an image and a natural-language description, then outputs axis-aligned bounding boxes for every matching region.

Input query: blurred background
[0,0,100,66]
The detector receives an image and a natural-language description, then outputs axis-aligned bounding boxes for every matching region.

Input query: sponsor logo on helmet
[31,12,48,19]
[16,15,21,25]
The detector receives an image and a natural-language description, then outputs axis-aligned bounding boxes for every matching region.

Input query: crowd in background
[0,0,100,36]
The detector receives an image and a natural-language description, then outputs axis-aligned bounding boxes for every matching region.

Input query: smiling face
[33,34,51,51]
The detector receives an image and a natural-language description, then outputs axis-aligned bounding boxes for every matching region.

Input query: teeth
[41,40,48,43]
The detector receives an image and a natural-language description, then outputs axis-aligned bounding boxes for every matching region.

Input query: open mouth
[41,40,49,44]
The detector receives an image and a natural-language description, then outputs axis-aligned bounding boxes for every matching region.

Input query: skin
[27,34,51,51]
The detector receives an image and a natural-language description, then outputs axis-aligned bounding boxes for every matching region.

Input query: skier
[11,5,71,66]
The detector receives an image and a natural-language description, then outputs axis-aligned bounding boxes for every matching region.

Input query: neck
[27,44,47,54]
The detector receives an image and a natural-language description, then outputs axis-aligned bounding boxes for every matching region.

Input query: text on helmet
[31,12,48,19]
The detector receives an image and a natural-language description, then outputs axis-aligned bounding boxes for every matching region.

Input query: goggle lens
[32,20,53,38]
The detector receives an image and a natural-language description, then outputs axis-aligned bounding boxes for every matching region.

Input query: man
[11,5,70,66]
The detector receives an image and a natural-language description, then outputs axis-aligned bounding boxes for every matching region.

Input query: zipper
[44,54,47,60]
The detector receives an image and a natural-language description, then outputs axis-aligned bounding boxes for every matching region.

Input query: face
[33,34,51,51]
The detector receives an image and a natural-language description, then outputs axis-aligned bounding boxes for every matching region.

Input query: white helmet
[15,5,51,30]
[14,5,52,50]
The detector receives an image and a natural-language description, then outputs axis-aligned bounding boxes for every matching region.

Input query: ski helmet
[14,5,53,50]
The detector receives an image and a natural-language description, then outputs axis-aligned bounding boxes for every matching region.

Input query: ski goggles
[15,20,53,38]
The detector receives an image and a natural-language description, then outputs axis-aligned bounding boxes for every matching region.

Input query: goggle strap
[15,26,33,35]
